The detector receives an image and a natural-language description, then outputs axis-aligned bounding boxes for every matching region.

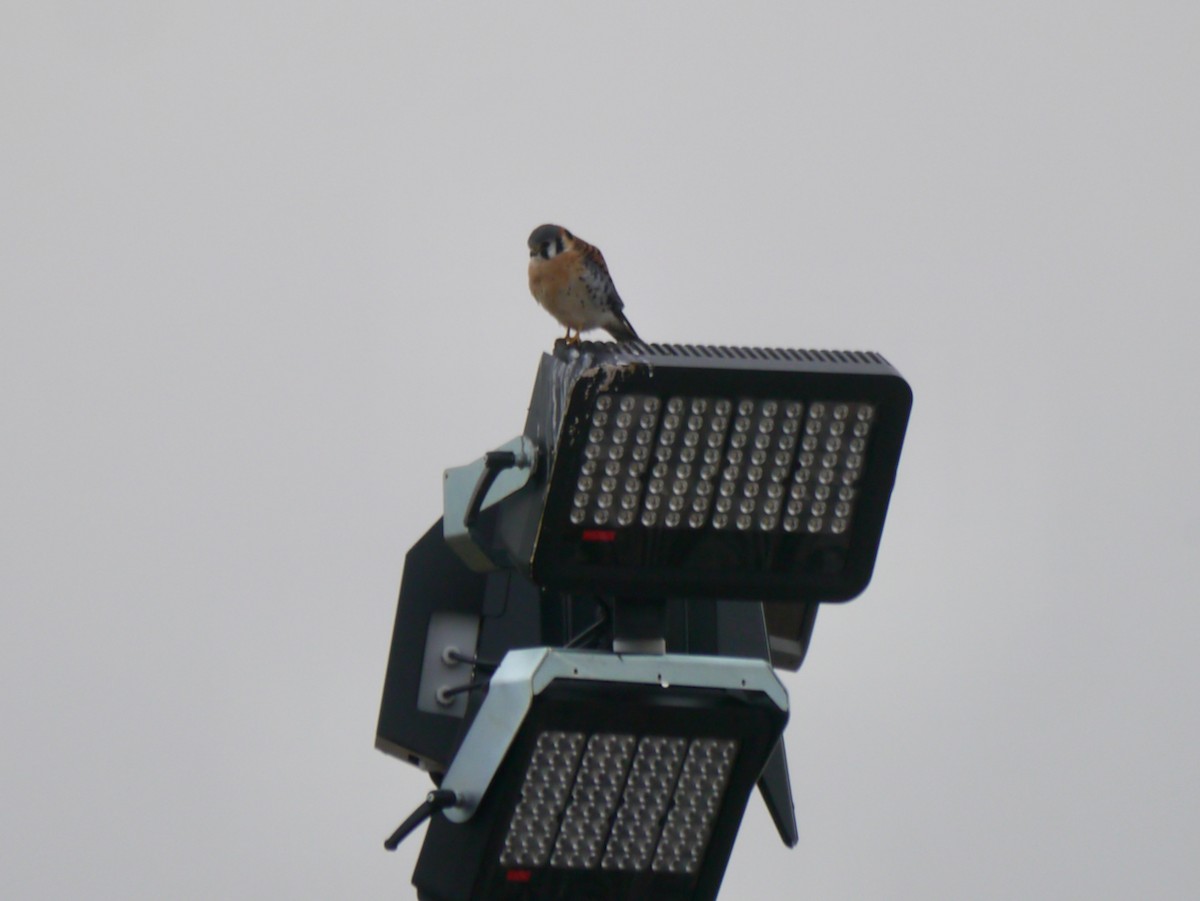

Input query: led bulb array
[498,730,739,876]
[601,736,686,871]
[551,733,637,869]
[652,738,737,875]
[498,730,585,868]
[570,394,874,536]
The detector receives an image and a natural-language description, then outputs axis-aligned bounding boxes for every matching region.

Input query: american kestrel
[527,224,640,344]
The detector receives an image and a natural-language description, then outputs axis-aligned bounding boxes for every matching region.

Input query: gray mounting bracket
[443,435,539,572]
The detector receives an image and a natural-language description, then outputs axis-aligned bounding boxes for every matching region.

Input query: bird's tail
[605,312,640,343]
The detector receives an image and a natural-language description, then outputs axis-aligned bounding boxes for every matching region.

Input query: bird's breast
[529,254,575,306]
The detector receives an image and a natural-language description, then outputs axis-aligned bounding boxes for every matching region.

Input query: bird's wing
[579,244,626,313]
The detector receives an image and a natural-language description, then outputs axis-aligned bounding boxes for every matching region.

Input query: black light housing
[410,649,787,901]
[379,341,913,900]
[478,342,912,603]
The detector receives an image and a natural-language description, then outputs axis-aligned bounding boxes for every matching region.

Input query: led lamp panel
[426,679,784,901]
[572,394,873,535]
[529,344,912,603]
[499,731,737,875]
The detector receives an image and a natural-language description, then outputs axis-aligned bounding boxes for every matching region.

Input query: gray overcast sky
[3,2,1198,898]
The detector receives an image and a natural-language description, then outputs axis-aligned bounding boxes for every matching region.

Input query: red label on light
[506,869,533,883]
[581,529,617,543]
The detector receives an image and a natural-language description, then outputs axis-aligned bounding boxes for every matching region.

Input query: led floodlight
[410,649,787,901]
[455,342,911,603]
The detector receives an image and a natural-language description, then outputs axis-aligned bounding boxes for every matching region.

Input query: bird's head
[528,224,573,260]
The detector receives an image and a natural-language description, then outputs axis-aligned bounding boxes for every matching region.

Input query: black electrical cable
[464,451,518,527]
[565,600,611,649]
[437,679,491,702]
[444,649,500,671]
[383,789,459,851]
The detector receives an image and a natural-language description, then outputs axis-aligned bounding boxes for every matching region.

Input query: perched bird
[527,224,640,344]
